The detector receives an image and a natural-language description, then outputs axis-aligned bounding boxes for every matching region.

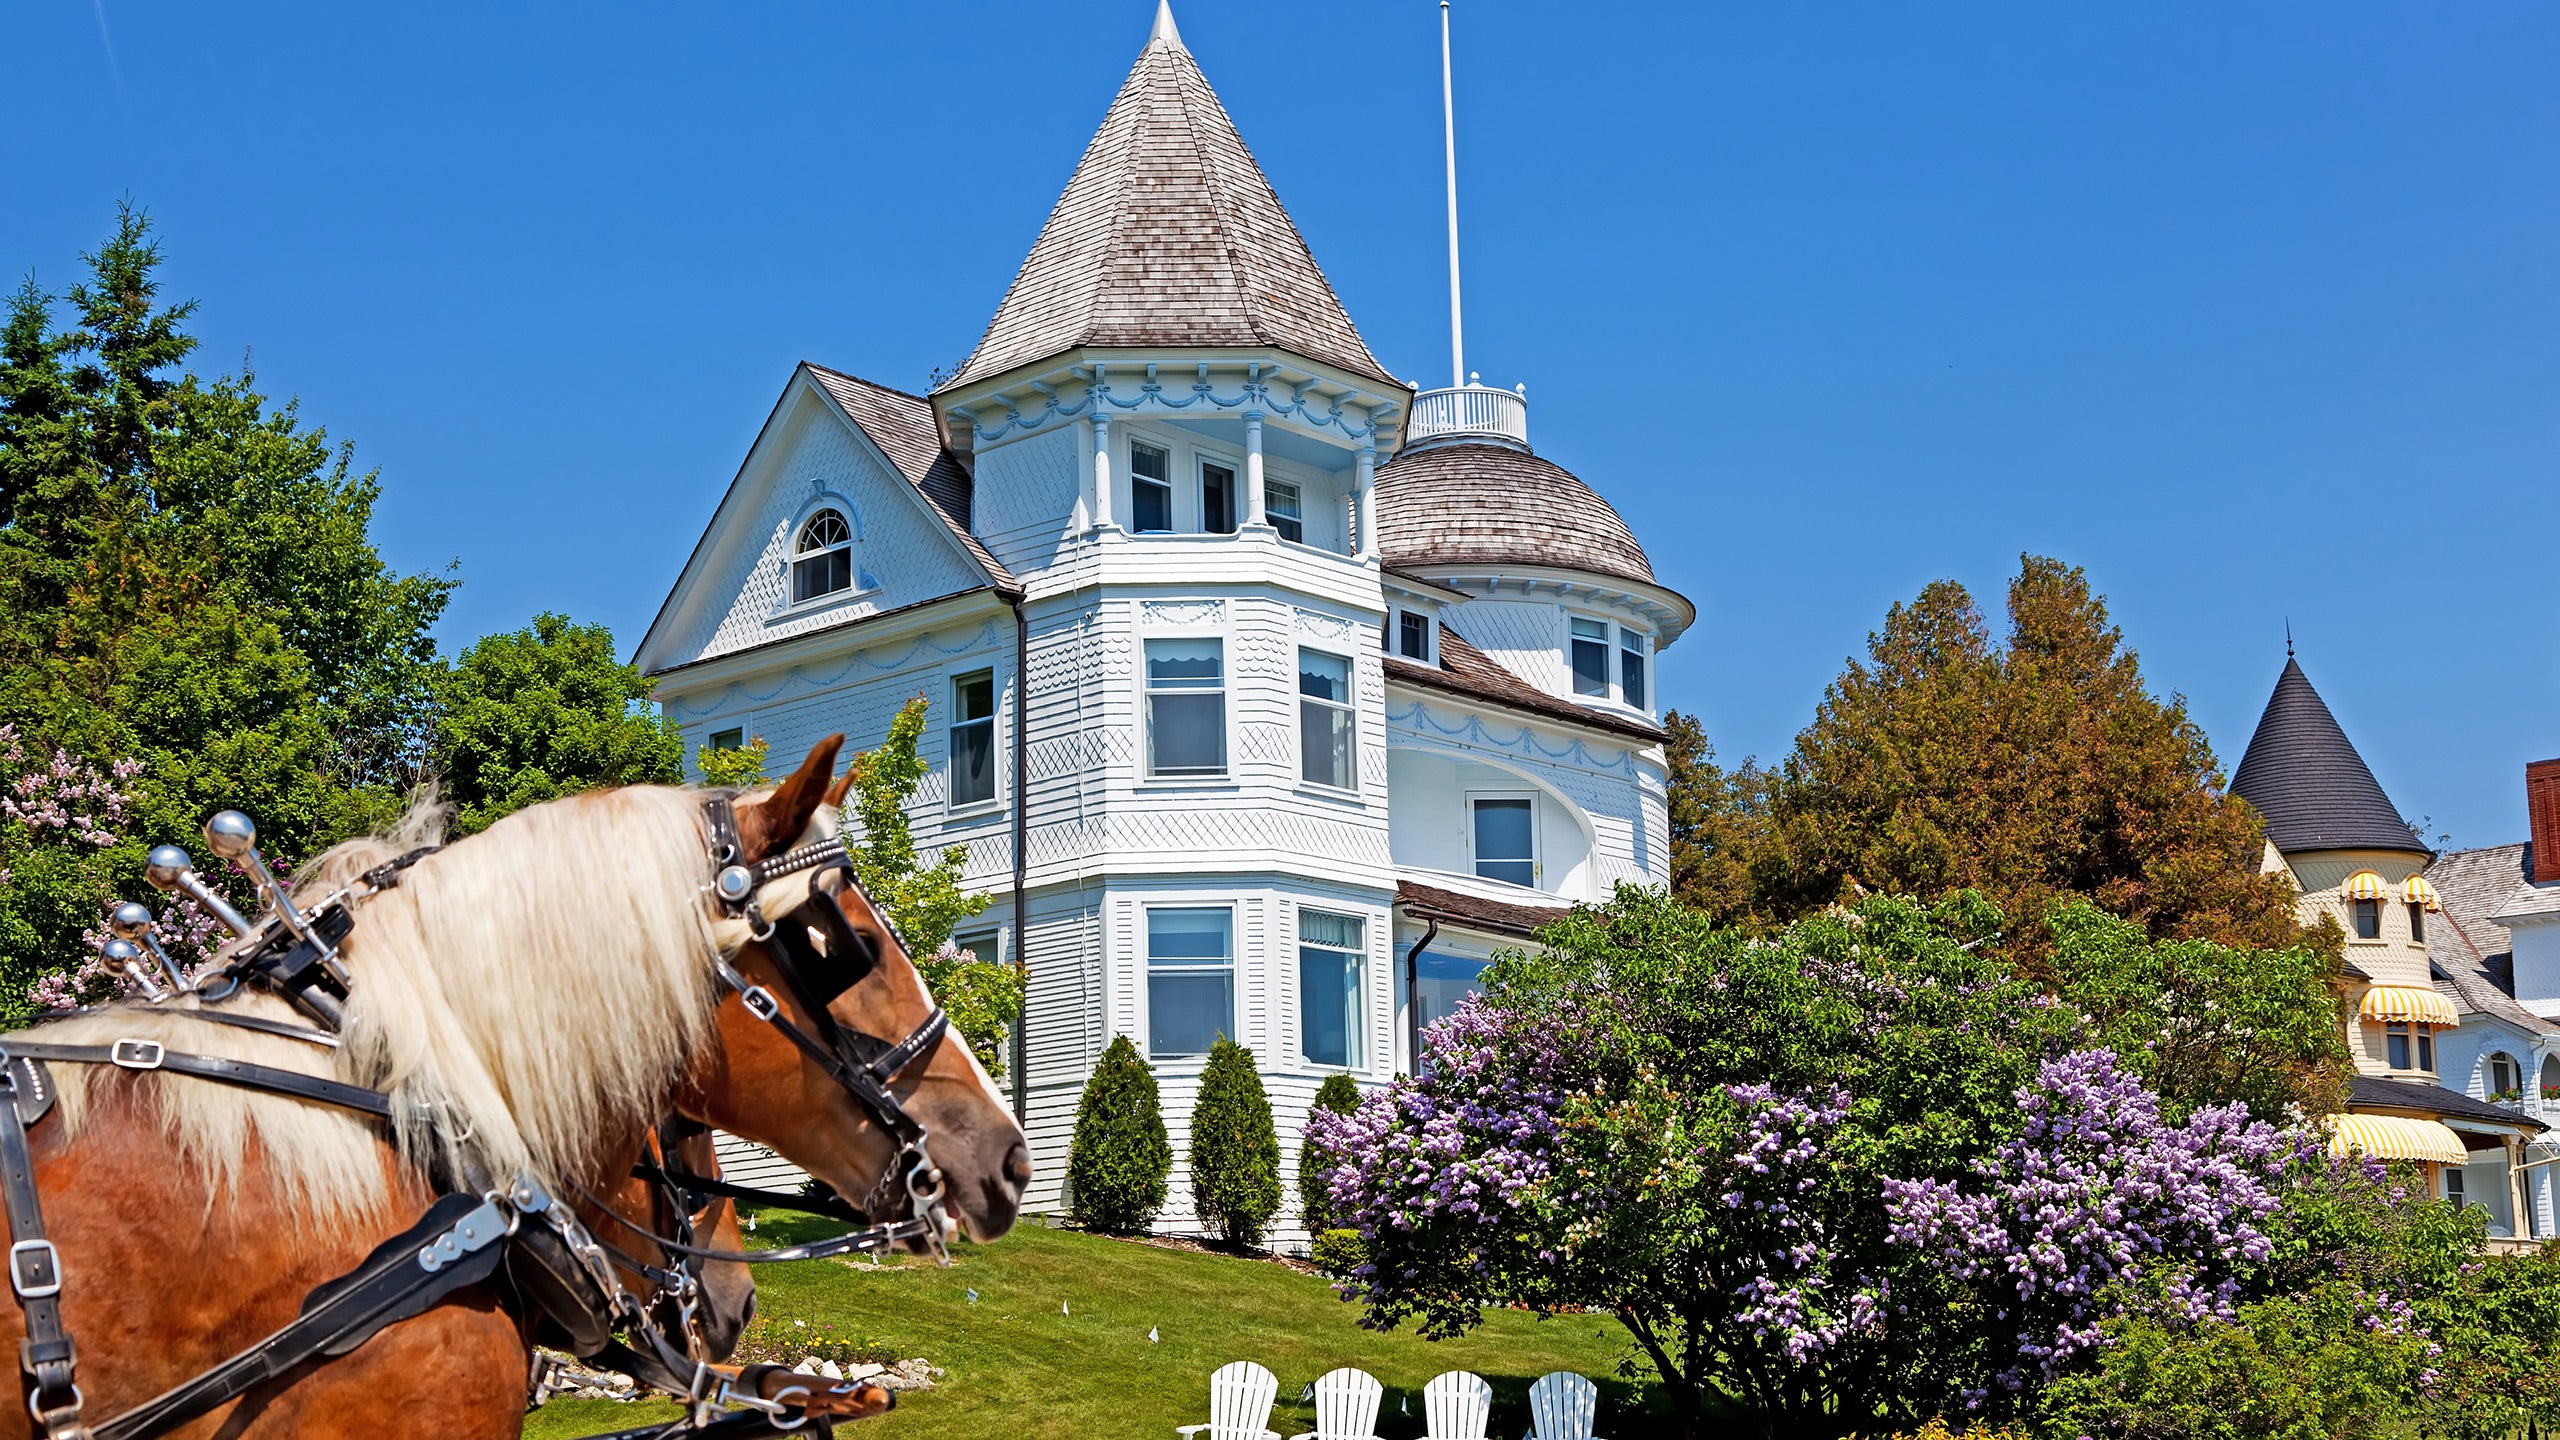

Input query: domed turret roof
[1374,442,1655,589]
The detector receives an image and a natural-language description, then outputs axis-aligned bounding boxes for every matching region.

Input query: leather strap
[161,1010,339,1050]
[0,1043,390,1121]
[0,1057,84,1438]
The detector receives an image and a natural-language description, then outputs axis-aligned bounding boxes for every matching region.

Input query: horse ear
[741,735,842,861]
[822,766,857,809]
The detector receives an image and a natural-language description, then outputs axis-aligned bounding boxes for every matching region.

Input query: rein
[0,795,933,1440]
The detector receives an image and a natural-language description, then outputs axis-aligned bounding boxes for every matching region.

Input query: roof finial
[1150,0,1183,51]
[1440,0,1465,390]
[2285,617,2293,659]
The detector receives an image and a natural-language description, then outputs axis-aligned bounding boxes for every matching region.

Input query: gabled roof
[1386,630,1666,745]
[938,9,1396,393]
[2228,657,2424,856]
[805,366,1016,591]
[2428,841,2558,1035]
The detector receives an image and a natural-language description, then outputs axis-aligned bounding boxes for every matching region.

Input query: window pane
[1474,798,1534,886]
[1149,972,1232,1057]
[1620,645,1647,710]
[708,728,742,752]
[1130,442,1169,481]
[2418,1032,2435,1072]
[955,671,995,722]
[1299,944,1360,1067]
[1268,480,1303,543]
[952,721,995,805]
[794,548,852,603]
[1414,951,1487,1063]
[1132,479,1172,533]
[958,933,1000,967]
[1149,907,1233,960]
[797,509,849,550]
[1570,619,1609,697]
[1202,463,1236,534]
[1298,651,1349,703]
[2387,1030,2411,1069]
[1301,700,1352,789]
[1299,909,1362,950]
[1399,612,1431,660]
[2408,903,2426,943]
[1151,694,1224,774]
[1146,639,1222,686]
[2353,899,2381,939]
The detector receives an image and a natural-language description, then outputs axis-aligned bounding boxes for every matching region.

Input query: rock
[818,1359,844,1380]
[846,1363,885,1381]
[795,1357,822,1375]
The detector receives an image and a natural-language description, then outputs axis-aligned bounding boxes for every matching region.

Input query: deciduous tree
[430,612,683,834]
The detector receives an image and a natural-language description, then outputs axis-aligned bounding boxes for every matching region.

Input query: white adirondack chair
[1527,1371,1604,1440]
[1422,1370,1493,1440]
[1285,1367,1383,1440]
[1176,1360,1282,1440]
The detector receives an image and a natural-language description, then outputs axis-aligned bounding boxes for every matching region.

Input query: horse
[0,736,1027,1438]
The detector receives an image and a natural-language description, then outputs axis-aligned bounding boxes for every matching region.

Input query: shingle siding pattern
[806,366,1017,591]
[2228,658,2426,856]
[942,35,1395,392]
[1374,443,1657,590]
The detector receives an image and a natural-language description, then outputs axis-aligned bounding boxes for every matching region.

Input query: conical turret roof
[2229,657,2425,856]
[939,7,1397,393]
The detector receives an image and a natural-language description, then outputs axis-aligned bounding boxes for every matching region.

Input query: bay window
[1147,907,1233,1058]
[1297,909,1365,1068]
[1145,638,1225,778]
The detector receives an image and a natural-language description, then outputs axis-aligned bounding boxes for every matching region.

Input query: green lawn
[525,1211,1665,1439]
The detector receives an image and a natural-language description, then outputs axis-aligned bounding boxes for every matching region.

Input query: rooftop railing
[1409,383,1528,448]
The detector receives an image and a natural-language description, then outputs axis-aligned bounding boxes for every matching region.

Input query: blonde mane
[30,784,736,1227]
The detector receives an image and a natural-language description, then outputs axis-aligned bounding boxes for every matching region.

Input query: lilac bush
[1884,1048,2317,1401]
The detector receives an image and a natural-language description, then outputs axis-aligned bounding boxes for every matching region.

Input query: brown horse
[0,737,1025,1438]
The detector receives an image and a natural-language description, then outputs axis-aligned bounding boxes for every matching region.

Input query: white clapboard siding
[714,1132,810,1192]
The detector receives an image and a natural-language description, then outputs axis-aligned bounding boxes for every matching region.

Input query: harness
[0,795,945,1440]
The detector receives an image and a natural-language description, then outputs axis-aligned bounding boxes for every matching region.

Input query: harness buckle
[9,1239,62,1299]
[109,1039,164,1071]
[740,985,781,1023]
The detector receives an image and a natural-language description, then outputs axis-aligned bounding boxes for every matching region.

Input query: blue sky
[7,2,2554,848]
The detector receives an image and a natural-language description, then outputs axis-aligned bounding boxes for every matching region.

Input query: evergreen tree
[430,612,683,834]
[1676,555,2300,954]
[0,205,449,995]
[1189,1035,1281,1248]
[1297,1071,1362,1235]
[1065,1035,1170,1232]
[1664,710,1768,927]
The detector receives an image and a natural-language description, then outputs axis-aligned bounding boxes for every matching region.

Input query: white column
[1244,411,1267,527]
[1091,412,1115,531]
[1353,443,1377,560]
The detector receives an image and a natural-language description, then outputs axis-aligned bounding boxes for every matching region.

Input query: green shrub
[1066,1035,1171,1232]
[1298,1071,1363,1234]
[1310,1228,1366,1279]
[1188,1035,1282,1247]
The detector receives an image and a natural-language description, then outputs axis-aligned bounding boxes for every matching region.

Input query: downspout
[1403,916,1438,1076]
[1009,595,1030,1127]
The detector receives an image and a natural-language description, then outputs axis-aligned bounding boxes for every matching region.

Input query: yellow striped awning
[2404,876,2440,911]
[2360,986,2460,1027]
[2325,1114,2471,1166]
[2345,870,2390,901]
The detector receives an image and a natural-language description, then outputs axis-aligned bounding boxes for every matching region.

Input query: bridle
[575,794,958,1268]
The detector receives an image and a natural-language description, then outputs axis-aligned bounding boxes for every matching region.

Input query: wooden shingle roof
[806,366,1018,594]
[1374,442,1656,589]
[2228,658,2424,856]
[939,12,1396,393]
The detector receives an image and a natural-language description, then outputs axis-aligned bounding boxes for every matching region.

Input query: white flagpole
[1441,0,1465,390]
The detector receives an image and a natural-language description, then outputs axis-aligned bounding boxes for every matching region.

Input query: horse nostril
[1002,1141,1032,1189]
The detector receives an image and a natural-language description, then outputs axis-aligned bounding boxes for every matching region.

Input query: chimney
[2531,758,2560,884]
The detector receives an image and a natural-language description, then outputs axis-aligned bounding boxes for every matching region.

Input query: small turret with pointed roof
[937,1,1397,395]
[2230,655,2427,857]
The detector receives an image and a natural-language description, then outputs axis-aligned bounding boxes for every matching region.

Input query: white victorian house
[633,5,1691,1235]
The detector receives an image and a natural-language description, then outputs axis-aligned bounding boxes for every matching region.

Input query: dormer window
[1398,612,1432,662]
[792,509,854,604]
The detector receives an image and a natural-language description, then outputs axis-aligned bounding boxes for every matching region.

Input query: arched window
[2541,1054,2560,1105]
[791,508,854,604]
[2488,1052,2523,1102]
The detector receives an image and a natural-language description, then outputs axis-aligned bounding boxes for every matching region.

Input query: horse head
[684,737,1030,1248]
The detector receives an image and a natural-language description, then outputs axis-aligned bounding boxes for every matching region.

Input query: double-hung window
[2352,897,2382,940]
[1297,909,1365,1068]
[1298,650,1354,790]
[1472,796,1536,887]
[2385,1021,2436,1072]
[1201,461,1237,535]
[1266,480,1303,543]
[1570,617,1610,697]
[1619,629,1648,709]
[1130,441,1173,533]
[707,727,743,753]
[1147,907,1233,1057]
[1145,638,1225,778]
[1398,612,1432,662]
[2408,901,2427,943]
[949,669,997,808]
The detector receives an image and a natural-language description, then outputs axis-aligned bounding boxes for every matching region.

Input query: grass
[524,1210,1665,1439]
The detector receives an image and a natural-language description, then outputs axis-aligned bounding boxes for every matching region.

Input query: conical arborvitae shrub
[1297,1071,1363,1235]
[1188,1035,1282,1248]
[1066,1035,1171,1233]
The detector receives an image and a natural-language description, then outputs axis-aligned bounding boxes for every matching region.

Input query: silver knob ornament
[100,937,166,1002]
[141,844,253,938]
